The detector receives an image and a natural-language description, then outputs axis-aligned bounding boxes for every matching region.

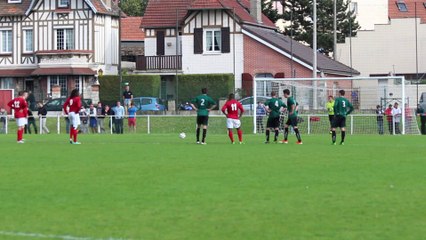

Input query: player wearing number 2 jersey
[221,93,244,144]
[264,91,286,143]
[63,89,82,144]
[191,88,216,144]
[7,91,29,143]
[331,90,354,145]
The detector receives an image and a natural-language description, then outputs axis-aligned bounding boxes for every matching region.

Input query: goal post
[252,76,420,135]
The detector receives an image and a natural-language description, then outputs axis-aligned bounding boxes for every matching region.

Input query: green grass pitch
[0,133,425,240]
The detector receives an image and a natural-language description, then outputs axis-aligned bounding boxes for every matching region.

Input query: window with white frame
[74,76,82,93]
[205,29,221,53]
[0,30,12,54]
[58,0,70,8]
[23,29,33,53]
[56,29,74,50]
[0,78,14,89]
[49,76,68,97]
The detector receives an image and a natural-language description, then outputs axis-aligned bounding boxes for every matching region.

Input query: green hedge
[99,75,161,106]
[176,74,234,104]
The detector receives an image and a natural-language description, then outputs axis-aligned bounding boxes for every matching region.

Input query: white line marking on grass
[0,230,131,240]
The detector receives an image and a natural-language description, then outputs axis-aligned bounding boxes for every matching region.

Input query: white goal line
[0,230,131,240]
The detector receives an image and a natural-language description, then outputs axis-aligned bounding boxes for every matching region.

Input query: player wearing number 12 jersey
[63,89,82,144]
[191,88,216,144]
[7,91,29,143]
[221,93,244,144]
[332,90,354,145]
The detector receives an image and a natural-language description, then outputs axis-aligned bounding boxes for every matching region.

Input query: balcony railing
[136,55,182,71]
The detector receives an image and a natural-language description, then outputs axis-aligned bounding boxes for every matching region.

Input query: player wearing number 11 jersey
[7,91,29,143]
[332,90,354,145]
[191,88,216,144]
[63,89,82,144]
[221,93,244,144]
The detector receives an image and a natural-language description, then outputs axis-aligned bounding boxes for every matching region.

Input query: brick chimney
[250,0,262,23]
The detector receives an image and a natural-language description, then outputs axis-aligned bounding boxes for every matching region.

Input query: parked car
[43,98,92,112]
[133,97,166,111]
[239,96,271,111]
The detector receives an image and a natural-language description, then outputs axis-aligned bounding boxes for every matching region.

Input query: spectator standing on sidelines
[376,105,384,135]
[96,102,105,133]
[282,89,302,144]
[122,85,133,115]
[384,104,393,134]
[391,102,402,134]
[79,107,89,134]
[7,91,28,143]
[190,88,216,145]
[127,102,138,133]
[88,104,97,134]
[256,102,266,133]
[416,104,426,135]
[63,89,82,144]
[0,107,6,134]
[221,93,244,144]
[37,102,50,134]
[331,90,354,145]
[25,109,37,134]
[104,105,114,133]
[326,95,335,133]
[264,91,286,144]
[113,101,125,134]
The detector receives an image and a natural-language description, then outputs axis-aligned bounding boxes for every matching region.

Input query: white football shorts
[69,112,81,128]
[16,118,28,127]
[226,118,241,129]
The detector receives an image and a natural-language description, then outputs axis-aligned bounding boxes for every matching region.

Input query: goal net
[253,76,421,135]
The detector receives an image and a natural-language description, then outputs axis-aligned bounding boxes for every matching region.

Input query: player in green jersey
[331,90,354,145]
[191,88,216,144]
[264,91,286,143]
[326,95,335,134]
[282,89,302,144]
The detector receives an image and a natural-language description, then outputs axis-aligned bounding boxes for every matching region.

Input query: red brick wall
[243,35,314,78]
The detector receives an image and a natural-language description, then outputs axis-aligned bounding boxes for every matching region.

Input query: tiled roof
[242,25,359,76]
[0,0,32,16]
[388,0,426,23]
[89,0,120,16]
[0,68,35,77]
[32,67,96,76]
[189,0,223,9]
[0,0,120,17]
[141,0,275,28]
[121,17,145,41]
[141,0,192,28]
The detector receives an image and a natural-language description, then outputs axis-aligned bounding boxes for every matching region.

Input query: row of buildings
[0,0,425,109]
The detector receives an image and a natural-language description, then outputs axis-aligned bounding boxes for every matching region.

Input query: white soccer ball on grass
[179,132,186,139]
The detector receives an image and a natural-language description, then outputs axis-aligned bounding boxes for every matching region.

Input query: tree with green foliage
[280,0,360,56]
[261,0,280,23]
[119,0,148,17]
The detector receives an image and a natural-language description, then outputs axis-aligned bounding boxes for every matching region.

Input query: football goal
[252,76,421,135]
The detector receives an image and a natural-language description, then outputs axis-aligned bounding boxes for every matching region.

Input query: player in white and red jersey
[63,89,82,144]
[7,91,29,143]
[221,93,245,144]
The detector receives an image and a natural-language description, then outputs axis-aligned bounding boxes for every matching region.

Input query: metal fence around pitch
[0,113,420,136]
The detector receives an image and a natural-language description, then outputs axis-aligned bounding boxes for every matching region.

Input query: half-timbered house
[0,0,119,103]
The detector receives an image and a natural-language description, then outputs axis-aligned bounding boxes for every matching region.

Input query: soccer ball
[179,132,186,139]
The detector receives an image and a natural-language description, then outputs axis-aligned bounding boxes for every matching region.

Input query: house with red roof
[138,0,358,98]
[121,16,145,63]
[0,0,120,104]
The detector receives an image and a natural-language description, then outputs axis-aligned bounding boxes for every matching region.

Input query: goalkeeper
[331,90,354,145]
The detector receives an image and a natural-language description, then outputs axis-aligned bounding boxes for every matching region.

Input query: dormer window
[8,0,22,3]
[58,0,70,8]
[396,2,408,12]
